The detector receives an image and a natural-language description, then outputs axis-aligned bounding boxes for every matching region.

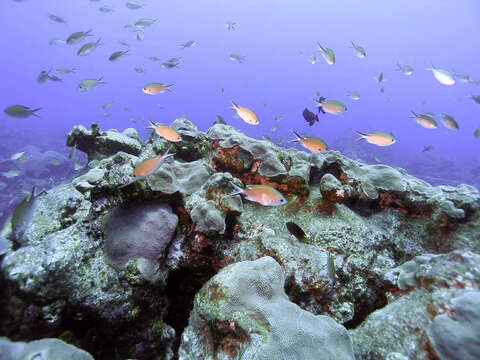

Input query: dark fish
[302,108,319,126]
[422,145,434,152]
[11,187,37,242]
[286,222,308,242]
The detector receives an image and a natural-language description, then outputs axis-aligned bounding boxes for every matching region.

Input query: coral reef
[1,119,479,359]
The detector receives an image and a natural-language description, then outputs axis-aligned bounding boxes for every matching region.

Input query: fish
[314,97,347,115]
[4,105,41,119]
[380,87,385,93]
[351,41,366,58]
[395,62,414,76]
[475,126,480,138]
[136,33,144,42]
[148,121,182,142]
[124,24,142,32]
[226,21,236,30]
[422,145,434,152]
[181,40,196,48]
[229,182,287,206]
[467,95,480,104]
[285,222,308,243]
[73,162,83,171]
[355,131,396,146]
[99,5,114,12]
[11,152,26,161]
[229,54,246,63]
[309,55,317,64]
[135,18,157,27]
[276,138,284,145]
[69,145,77,159]
[327,251,336,284]
[109,50,130,61]
[316,43,335,65]
[11,187,37,242]
[123,107,130,112]
[126,1,144,9]
[102,102,114,110]
[231,101,259,125]
[290,130,328,152]
[49,38,66,46]
[48,13,67,24]
[214,115,227,125]
[78,77,106,92]
[1,170,21,178]
[262,134,272,142]
[56,67,76,74]
[130,118,136,123]
[135,67,146,73]
[119,40,130,47]
[37,69,52,84]
[77,38,103,56]
[347,91,360,100]
[103,112,111,118]
[374,71,387,83]
[438,114,459,130]
[410,111,438,129]
[274,114,284,122]
[142,83,174,95]
[47,74,63,82]
[271,124,279,132]
[149,56,161,61]
[66,29,93,45]
[425,66,455,86]
[133,148,174,180]
[162,58,181,69]
[303,108,319,126]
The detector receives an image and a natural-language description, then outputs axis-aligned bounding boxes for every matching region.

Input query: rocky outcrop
[1,119,479,359]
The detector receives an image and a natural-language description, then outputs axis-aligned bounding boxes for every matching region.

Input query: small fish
[103,112,111,118]
[286,222,308,242]
[124,24,142,32]
[135,67,145,73]
[56,67,76,74]
[422,145,434,152]
[467,95,480,104]
[69,144,77,159]
[276,138,284,145]
[66,29,93,45]
[229,182,287,206]
[271,124,279,132]
[123,107,130,112]
[126,1,144,9]
[474,126,480,138]
[4,105,41,119]
[99,5,114,12]
[49,38,66,46]
[77,38,103,56]
[47,74,63,82]
[130,118,136,123]
[135,18,157,27]
[374,72,387,84]
[137,32,145,41]
[48,13,67,24]
[2,169,21,178]
[355,131,396,146]
[395,62,414,76]
[119,40,130,47]
[226,21,236,30]
[37,69,52,84]
[180,40,196,49]
[149,56,161,61]
[142,83,174,95]
[314,97,347,115]
[73,162,83,171]
[347,91,360,100]
[221,87,225,95]
[425,65,455,86]
[438,114,459,130]
[351,41,366,58]
[380,87,385,93]
[327,251,336,284]
[109,50,130,61]
[11,187,37,242]
[102,102,114,110]
[315,43,335,65]
[231,101,259,125]
[214,115,227,125]
[303,108,319,126]
[309,55,317,64]
[148,120,182,142]
[133,149,174,180]
[229,54,246,63]
[262,134,272,142]
[290,130,328,152]
[162,57,181,69]
[274,114,284,122]
[409,111,438,129]
[78,77,106,92]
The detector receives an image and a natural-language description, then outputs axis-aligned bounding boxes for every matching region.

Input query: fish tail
[350,41,355,48]
[354,130,366,141]
[229,180,244,196]
[148,119,156,128]
[98,76,106,84]
[410,110,417,117]
[97,37,103,46]
[86,29,93,35]
[163,146,175,160]
[165,84,174,92]
[290,129,303,141]
[316,42,324,51]
[30,108,42,117]
[231,100,239,110]
[395,61,401,71]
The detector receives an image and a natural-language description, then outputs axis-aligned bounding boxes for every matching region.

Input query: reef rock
[178,256,355,360]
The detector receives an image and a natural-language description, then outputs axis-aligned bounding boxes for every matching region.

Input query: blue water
[1,0,480,189]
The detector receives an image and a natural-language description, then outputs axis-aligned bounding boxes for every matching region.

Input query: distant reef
[1,119,479,360]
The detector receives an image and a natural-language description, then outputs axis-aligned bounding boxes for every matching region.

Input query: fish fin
[316,42,325,51]
[291,129,303,140]
[354,130,366,141]
[351,41,356,48]
[30,108,42,117]
[165,84,174,92]
[231,100,239,110]
[229,181,244,196]
[410,110,417,118]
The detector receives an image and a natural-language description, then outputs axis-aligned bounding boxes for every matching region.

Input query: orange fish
[290,130,328,152]
[230,182,287,206]
[148,120,182,142]
[134,148,174,179]
[142,83,174,95]
[231,100,259,125]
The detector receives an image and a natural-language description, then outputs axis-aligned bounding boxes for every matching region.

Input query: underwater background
[1,1,480,360]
